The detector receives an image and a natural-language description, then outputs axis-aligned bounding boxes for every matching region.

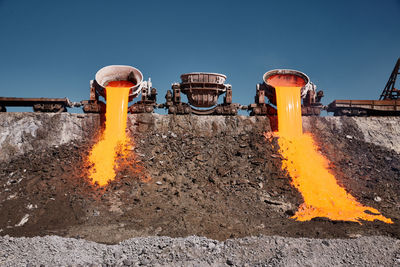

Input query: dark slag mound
[0,114,399,244]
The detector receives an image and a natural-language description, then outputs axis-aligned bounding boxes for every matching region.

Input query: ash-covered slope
[0,113,399,244]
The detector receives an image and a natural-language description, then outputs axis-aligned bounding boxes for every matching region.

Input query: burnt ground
[0,117,399,244]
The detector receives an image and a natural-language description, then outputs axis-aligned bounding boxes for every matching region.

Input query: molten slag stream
[274,85,392,224]
[88,81,133,186]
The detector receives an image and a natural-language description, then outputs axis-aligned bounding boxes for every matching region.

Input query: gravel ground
[1,235,399,266]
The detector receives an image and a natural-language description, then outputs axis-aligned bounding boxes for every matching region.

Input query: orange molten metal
[272,77,392,223]
[87,81,134,186]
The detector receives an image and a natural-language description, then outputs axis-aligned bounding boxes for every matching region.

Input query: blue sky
[0,0,399,114]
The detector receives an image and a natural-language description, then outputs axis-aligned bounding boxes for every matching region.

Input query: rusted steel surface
[128,87,158,114]
[165,72,239,115]
[301,106,323,116]
[0,97,69,106]
[81,100,106,113]
[327,99,400,116]
[0,97,71,112]
[248,70,324,116]
[94,65,143,102]
[180,73,227,108]
[83,65,157,114]
[262,69,310,103]
[249,102,277,116]
[330,99,400,110]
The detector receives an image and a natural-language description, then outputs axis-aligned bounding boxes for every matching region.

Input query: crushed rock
[0,235,399,266]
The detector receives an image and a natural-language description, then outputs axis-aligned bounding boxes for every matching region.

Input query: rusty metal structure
[163,72,239,115]
[379,58,400,100]
[248,69,324,116]
[0,68,323,116]
[3,59,399,117]
[0,97,80,112]
[327,99,400,116]
[327,58,400,116]
[82,65,157,114]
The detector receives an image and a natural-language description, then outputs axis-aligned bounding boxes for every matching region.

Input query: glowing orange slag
[272,76,392,224]
[87,80,134,186]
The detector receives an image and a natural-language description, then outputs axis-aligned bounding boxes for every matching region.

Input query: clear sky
[0,0,399,114]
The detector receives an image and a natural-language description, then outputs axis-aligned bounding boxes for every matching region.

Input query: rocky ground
[1,235,399,266]
[0,113,399,265]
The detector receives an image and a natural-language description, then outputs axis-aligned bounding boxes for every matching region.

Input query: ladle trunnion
[249,69,324,116]
[163,72,239,115]
[82,65,157,114]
